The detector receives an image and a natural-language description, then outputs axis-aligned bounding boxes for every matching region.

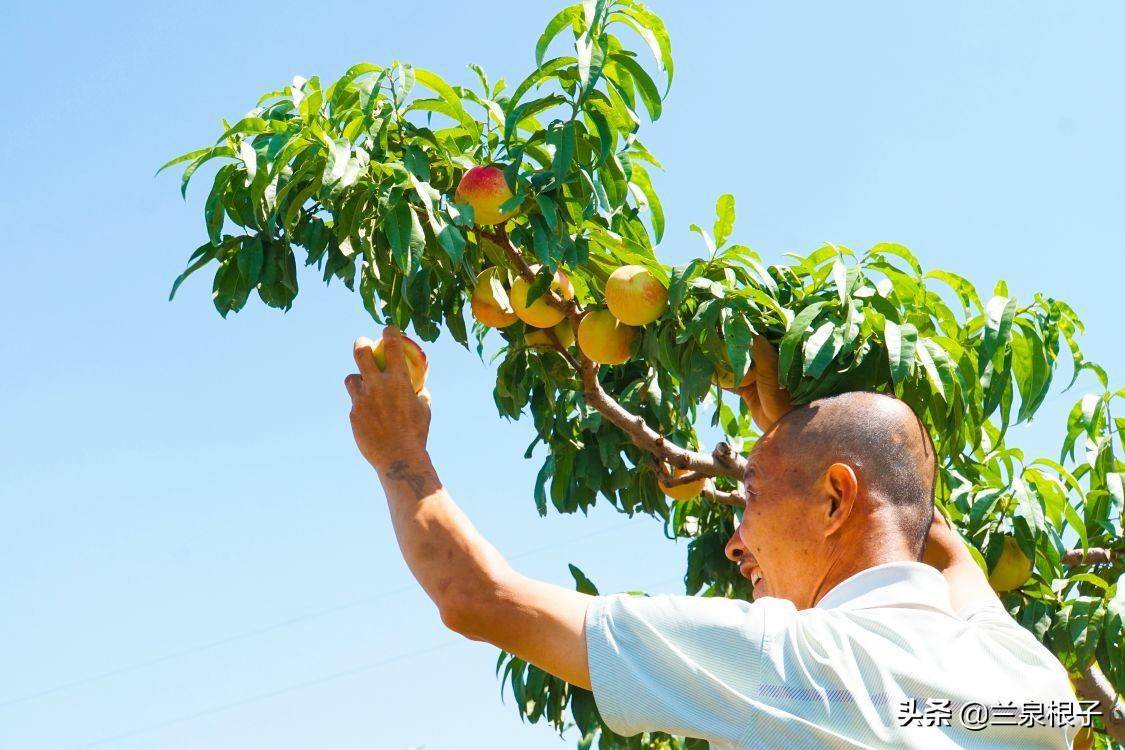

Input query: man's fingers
[750,335,780,387]
[751,335,791,422]
[344,373,363,401]
[353,337,381,380]
[743,388,771,432]
[381,326,412,386]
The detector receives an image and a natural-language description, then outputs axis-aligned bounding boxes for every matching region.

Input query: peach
[510,265,574,328]
[577,310,635,365]
[605,265,667,326]
[524,320,575,350]
[713,364,755,389]
[454,165,515,226]
[370,334,428,394]
[658,469,707,502]
[988,536,1033,592]
[470,267,518,328]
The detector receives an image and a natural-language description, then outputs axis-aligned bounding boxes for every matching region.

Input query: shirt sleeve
[584,593,779,739]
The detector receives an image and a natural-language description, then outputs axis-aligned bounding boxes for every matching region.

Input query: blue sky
[2,1,1123,748]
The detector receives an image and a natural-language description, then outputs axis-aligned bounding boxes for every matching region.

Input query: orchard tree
[161,2,1124,747]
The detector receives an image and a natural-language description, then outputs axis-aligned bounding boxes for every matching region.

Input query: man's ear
[821,462,858,535]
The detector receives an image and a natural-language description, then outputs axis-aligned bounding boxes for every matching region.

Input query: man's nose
[724,529,749,564]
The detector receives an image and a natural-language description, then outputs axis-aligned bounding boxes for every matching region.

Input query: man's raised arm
[345,327,593,688]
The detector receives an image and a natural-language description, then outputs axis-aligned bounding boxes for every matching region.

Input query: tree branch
[1061,547,1123,566]
[701,484,744,507]
[480,226,747,483]
[1073,664,1125,745]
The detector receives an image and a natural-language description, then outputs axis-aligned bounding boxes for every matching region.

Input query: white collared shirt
[585,562,1078,748]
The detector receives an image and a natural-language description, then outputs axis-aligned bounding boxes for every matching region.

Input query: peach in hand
[370,334,429,394]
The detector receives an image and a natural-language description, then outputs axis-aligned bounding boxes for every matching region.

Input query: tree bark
[1073,664,1125,745]
[1062,548,1122,566]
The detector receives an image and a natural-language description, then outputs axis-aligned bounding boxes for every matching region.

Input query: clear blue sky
[2,2,1122,748]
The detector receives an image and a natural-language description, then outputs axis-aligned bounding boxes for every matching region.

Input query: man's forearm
[374,449,512,623]
[371,449,593,687]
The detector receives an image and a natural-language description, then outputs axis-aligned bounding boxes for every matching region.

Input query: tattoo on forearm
[386,460,428,498]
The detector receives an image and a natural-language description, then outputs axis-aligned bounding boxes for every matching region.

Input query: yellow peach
[370,334,429,394]
[577,310,635,365]
[524,320,575,350]
[605,265,668,326]
[988,536,1033,593]
[454,165,515,226]
[510,266,574,328]
[658,470,707,501]
[470,267,518,329]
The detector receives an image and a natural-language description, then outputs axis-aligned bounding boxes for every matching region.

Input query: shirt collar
[813,561,954,614]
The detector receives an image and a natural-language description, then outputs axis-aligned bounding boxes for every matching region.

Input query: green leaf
[237,235,264,286]
[832,259,849,306]
[156,147,211,176]
[169,243,217,300]
[568,564,600,595]
[802,321,837,379]
[778,301,826,381]
[384,200,415,271]
[915,338,947,402]
[712,194,735,249]
[548,121,576,187]
[979,295,1017,370]
[535,6,581,66]
[509,57,574,110]
[866,242,922,276]
[724,313,753,384]
[885,320,917,385]
[615,1,674,92]
[414,67,481,141]
[629,164,664,244]
[204,164,235,245]
[608,52,662,121]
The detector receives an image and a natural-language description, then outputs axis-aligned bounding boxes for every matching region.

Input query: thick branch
[480,226,747,483]
[1073,664,1125,745]
[1062,547,1123,566]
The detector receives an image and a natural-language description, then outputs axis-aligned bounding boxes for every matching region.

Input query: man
[344,327,1078,748]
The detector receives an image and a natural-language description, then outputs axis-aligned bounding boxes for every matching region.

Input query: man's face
[725,435,825,608]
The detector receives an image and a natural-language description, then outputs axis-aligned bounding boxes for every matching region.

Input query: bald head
[754,391,936,556]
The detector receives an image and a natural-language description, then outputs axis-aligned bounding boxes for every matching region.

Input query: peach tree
[161,2,1124,746]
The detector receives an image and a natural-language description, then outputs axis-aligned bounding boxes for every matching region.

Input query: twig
[1061,547,1123,566]
[658,469,707,488]
[1073,665,1125,745]
[701,484,744,508]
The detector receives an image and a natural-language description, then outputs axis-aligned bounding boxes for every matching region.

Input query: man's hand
[345,326,432,470]
[922,508,999,613]
[728,336,792,432]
